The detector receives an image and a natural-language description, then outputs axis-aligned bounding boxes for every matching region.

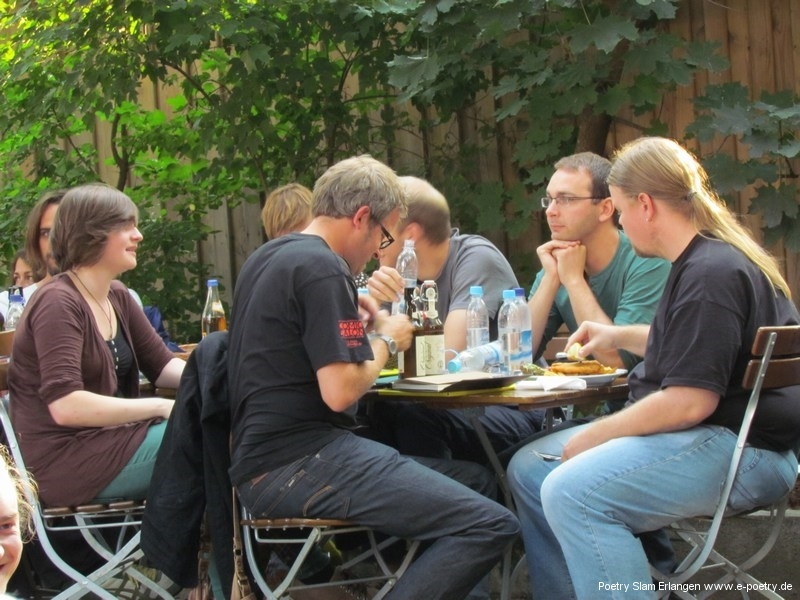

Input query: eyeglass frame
[376,222,395,250]
[540,196,603,209]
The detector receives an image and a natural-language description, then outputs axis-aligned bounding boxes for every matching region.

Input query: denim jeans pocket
[240,454,350,520]
[728,448,796,513]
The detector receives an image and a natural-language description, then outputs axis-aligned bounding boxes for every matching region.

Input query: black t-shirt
[628,235,800,452]
[227,234,375,485]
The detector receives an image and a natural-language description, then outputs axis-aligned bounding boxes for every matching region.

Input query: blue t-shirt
[529,231,670,370]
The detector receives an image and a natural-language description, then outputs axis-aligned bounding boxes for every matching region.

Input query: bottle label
[519,329,532,363]
[420,332,446,375]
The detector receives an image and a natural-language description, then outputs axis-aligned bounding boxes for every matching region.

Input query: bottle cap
[469,285,484,296]
[207,279,218,286]
[446,358,462,373]
[357,287,369,296]
[502,289,516,300]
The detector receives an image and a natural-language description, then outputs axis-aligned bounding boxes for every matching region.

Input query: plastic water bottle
[392,239,418,317]
[447,340,503,373]
[4,294,24,331]
[514,287,532,365]
[497,289,521,374]
[201,279,227,338]
[466,285,490,349]
[393,240,421,378]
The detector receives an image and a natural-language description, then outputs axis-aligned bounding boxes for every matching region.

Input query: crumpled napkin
[515,376,587,391]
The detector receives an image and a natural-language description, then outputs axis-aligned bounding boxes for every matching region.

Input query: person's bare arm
[561,386,719,461]
[316,309,412,412]
[153,357,186,389]
[49,392,174,427]
[567,321,650,361]
[553,244,623,368]
[443,308,467,353]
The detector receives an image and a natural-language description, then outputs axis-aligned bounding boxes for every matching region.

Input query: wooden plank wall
[608,0,799,301]
[90,0,798,306]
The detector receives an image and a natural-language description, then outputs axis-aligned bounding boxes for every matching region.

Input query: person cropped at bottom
[507,137,800,600]
[228,156,519,600]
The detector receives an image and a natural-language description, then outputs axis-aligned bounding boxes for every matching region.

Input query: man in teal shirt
[529,152,670,371]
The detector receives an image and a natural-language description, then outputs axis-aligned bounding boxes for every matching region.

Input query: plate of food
[523,342,628,387]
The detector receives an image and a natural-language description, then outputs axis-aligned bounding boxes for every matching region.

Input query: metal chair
[652,325,800,599]
[0,398,175,599]
[236,490,420,600]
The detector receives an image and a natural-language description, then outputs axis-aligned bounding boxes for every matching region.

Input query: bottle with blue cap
[497,289,522,373]
[514,287,533,365]
[201,278,227,338]
[466,285,490,349]
[447,340,504,373]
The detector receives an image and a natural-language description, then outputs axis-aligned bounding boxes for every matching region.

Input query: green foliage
[0,0,412,340]
[0,0,797,338]
[687,84,800,250]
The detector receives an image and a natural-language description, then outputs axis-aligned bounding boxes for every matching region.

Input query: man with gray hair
[228,155,519,599]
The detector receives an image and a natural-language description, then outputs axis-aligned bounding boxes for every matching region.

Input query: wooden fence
[102,0,800,306]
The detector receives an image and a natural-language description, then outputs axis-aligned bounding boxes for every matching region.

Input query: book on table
[390,371,528,393]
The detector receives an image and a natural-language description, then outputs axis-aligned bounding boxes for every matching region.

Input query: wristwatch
[369,332,397,356]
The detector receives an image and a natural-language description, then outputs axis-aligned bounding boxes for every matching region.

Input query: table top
[373,378,630,410]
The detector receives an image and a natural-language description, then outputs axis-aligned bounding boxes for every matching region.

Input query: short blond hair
[261,183,314,240]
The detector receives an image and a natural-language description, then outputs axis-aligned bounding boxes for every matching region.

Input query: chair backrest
[652,325,800,591]
[742,325,800,390]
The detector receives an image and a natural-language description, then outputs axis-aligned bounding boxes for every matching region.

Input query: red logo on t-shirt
[340,319,366,348]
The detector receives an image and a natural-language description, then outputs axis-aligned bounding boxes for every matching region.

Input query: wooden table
[374,379,629,501]
[372,379,630,600]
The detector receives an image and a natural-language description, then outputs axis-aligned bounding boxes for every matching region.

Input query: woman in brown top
[8,183,184,507]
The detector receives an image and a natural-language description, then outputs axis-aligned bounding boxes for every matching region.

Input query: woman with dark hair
[8,183,184,507]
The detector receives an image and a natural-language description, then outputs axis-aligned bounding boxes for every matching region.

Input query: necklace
[70,270,115,341]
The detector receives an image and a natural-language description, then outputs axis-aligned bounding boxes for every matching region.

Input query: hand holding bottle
[367,265,404,304]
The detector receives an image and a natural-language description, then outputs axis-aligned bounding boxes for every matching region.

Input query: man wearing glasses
[228,155,519,600]
[529,152,670,373]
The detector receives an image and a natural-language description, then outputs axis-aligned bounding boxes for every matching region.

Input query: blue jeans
[507,424,797,600]
[237,433,520,600]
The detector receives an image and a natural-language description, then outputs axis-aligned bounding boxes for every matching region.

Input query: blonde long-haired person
[0,445,35,596]
[508,137,800,599]
[8,184,184,508]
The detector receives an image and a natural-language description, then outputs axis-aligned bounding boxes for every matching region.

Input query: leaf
[570,15,639,54]
[748,184,798,228]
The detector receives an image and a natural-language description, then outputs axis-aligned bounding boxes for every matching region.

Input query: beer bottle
[417,280,445,375]
[201,279,227,338]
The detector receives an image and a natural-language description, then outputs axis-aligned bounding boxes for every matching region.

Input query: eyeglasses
[378,223,394,250]
[540,196,601,208]
[39,228,51,239]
